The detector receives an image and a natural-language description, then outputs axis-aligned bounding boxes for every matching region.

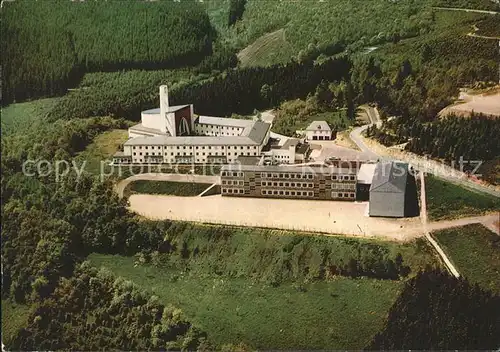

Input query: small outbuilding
[369,161,419,218]
[305,121,333,141]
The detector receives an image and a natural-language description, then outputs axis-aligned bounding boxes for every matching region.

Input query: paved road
[349,106,382,160]
[115,173,219,198]
[350,107,500,198]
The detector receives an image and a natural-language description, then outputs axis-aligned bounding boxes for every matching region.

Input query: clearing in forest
[237,29,295,67]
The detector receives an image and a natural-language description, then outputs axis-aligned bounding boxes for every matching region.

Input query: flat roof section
[357,163,377,184]
[142,105,190,114]
[221,164,357,175]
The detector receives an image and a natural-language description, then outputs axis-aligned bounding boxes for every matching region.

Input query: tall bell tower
[160,85,176,135]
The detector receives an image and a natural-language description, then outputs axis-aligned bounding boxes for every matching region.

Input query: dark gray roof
[370,162,408,193]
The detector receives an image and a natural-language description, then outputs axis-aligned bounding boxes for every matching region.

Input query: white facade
[305,121,332,141]
[113,85,271,165]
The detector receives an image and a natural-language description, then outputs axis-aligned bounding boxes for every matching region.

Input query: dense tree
[228,0,247,26]
[1,0,214,104]
[7,263,206,351]
[368,268,500,350]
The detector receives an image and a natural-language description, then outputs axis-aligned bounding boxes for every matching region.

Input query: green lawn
[434,224,500,293]
[1,97,60,136]
[75,129,129,175]
[1,300,32,346]
[124,180,212,197]
[88,253,402,350]
[426,175,500,221]
[237,29,295,68]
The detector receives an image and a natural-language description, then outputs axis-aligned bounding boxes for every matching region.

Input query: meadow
[425,175,500,220]
[85,221,439,348]
[1,300,32,347]
[1,98,60,136]
[89,253,403,350]
[434,224,500,293]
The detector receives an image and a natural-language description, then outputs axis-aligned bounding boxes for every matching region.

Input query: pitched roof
[370,162,409,193]
[124,120,271,146]
[305,120,331,131]
[197,115,253,128]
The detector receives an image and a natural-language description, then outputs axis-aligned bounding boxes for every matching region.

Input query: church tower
[160,85,176,136]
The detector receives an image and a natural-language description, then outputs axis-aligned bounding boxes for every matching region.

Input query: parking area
[128,194,423,241]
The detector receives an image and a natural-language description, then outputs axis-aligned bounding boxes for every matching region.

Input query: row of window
[222,188,245,194]
[331,183,356,190]
[332,175,356,181]
[222,180,244,186]
[261,173,314,180]
[262,189,314,197]
[332,192,355,198]
[261,181,314,188]
[131,158,234,164]
[134,151,258,157]
[221,172,244,177]
[197,124,243,131]
[132,145,257,150]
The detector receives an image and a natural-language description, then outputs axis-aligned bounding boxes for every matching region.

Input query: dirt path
[432,6,499,15]
[115,173,219,198]
[349,106,382,160]
[126,190,498,242]
[420,172,461,278]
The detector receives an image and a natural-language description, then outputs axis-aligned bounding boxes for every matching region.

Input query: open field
[440,88,500,118]
[1,300,32,346]
[128,194,423,241]
[124,180,212,197]
[75,129,129,175]
[434,224,500,293]
[88,253,403,349]
[237,29,295,67]
[1,97,60,136]
[426,175,500,221]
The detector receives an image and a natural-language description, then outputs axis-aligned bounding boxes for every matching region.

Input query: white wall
[306,130,331,140]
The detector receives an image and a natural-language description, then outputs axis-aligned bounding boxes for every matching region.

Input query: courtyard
[128,193,423,241]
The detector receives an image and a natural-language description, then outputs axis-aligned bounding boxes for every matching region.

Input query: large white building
[113,85,271,164]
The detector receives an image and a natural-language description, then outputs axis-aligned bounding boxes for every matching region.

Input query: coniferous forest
[1,1,213,104]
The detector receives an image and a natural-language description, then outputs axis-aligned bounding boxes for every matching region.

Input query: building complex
[113,85,272,165]
[221,161,419,218]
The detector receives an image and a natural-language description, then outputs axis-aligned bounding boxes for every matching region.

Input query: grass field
[1,97,60,136]
[124,180,212,197]
[88,253,402,350]
[1,300,32,346]
[75,129,129,175]
[425,175,500,221]
[237,29,295,68]
[434,224,500,293]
